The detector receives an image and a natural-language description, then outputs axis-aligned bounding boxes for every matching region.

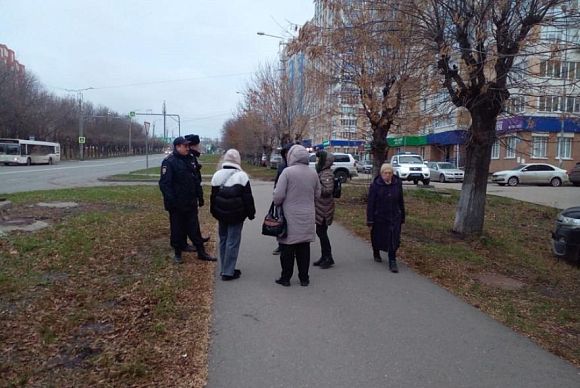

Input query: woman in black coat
[366,163,405,273]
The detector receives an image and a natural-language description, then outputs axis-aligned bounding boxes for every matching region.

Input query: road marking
[0,158,161,175]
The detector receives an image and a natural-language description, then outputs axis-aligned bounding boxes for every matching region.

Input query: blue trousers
[218,221,244,277]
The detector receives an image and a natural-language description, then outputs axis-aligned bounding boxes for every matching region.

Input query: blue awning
[427,130,468,145]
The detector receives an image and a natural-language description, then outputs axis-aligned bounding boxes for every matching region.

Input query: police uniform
[159,137,215,262]
[185,134,209,244]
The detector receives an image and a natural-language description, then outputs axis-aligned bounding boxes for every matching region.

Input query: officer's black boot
[174,249,183,264]
[373,249,382,262]
[197,245,217,262]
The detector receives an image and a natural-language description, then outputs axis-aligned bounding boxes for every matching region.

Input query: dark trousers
[279,242,310,282]
[316,224,332,259]
[169,210,203,254]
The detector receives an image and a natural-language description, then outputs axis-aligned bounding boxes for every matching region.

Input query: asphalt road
[0,155,165,194]
[355,174,579,209]
[207,182,580,388]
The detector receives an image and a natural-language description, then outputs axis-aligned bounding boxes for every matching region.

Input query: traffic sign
[78,136,86,144]
[129,111,135,117]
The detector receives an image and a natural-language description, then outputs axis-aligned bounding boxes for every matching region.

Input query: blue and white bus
[0,138,61,165]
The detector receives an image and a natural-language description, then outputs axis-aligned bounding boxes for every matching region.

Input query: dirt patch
[475,273,525,290]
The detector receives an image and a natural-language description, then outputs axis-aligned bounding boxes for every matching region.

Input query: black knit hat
[184,134,200,145]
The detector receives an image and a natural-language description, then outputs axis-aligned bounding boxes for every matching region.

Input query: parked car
[552,206,580,266]
[390,152,430,185]
[568,162,580,186]
[309,152,358,183]
[491,163,569,187]
[269,154,283,170]
[427,161,464,183]
[356,160,373,174]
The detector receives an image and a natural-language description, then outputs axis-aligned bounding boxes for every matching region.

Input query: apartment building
[0,43,25,76]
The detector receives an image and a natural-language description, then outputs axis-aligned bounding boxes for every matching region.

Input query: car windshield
[438,163,456,169]
[399,155,423,164]
[510,164,526,170]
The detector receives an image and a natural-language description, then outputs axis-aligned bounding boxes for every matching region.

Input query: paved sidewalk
[207,181,579,388]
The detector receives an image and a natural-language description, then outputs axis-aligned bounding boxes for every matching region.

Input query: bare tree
[300,0,427,173]
[402,0,570,235]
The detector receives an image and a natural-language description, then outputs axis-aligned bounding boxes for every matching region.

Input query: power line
[50,71,253,92]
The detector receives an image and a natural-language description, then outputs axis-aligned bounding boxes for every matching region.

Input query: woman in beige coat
[273,144,321,286]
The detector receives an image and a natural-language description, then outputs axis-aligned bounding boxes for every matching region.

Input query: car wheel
[550,177,562,187]
[440,174,445,183]
[335,170,348,184]
[423,179,430,185]
[507,176,519,186]
[26,158,31,166]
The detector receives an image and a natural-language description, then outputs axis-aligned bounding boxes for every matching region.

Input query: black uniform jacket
[159,151,201,212]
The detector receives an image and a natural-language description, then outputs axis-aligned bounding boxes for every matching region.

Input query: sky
[0,0,315,139]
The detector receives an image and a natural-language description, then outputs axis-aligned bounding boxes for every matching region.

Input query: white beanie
[222,149,241,168]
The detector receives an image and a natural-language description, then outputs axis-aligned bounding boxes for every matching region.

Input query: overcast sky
[0,0,314,139]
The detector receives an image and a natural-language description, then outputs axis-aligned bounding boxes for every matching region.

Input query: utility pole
[128,118,132,155]
[163,100,167,140]
[78,93,84,160]
[65,87,94,161]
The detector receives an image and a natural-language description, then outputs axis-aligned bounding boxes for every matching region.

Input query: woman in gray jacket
[273,144,321,287]
[313,150,335,269]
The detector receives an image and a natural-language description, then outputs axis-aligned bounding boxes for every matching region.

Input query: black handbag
[262,202,287,237]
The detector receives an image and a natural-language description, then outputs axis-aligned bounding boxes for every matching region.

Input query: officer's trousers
[169,210,203,253]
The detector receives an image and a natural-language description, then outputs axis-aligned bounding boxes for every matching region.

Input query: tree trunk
[453,110,496,236]
[371,122,389,177]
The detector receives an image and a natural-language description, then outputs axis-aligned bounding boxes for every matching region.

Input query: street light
[257,32,285,39]
[64,87,94,161]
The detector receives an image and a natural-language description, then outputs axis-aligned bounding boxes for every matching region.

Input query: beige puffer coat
[273,145,321,245]
[315,152,335,226]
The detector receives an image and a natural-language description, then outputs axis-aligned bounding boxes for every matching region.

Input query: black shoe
[173,255,183,264]
[389,261,399,273]
[197,249,217,262]
[373,250,382,262]
[221,269,241,281]
[202,236,210,243]
[312,257,324,266]
[275,278,290,287]
[319,258,334,269]
[300,280,309,287]
[272,247,281,255]
[184,245,196,252]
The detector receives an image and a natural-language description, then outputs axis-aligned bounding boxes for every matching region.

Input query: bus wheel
[48,157,53,165]
[26,158,32,166]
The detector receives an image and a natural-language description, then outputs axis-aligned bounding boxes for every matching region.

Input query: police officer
[159,136,216,263]
[184,134,210,248]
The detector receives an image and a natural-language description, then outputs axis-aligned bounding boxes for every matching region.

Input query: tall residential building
[0,44,26,76]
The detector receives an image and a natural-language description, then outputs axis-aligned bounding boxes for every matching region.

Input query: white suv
[391,152,430,185]
[309,152,358,183]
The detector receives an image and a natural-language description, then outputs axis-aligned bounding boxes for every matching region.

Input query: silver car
[427,161,464,183]
[491,163,569,187]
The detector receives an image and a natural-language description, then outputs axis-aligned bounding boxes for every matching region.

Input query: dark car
[568,162,580,186]
[552,206,580,266]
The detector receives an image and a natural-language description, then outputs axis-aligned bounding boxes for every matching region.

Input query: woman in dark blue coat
[366,163,405,273]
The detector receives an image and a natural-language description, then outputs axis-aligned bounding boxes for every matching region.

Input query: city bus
[0,138,61,166]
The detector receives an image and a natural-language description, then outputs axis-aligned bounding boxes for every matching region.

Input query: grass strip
[0,186,216,386]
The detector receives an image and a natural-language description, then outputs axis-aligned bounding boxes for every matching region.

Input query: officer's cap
[173,136,190,146]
